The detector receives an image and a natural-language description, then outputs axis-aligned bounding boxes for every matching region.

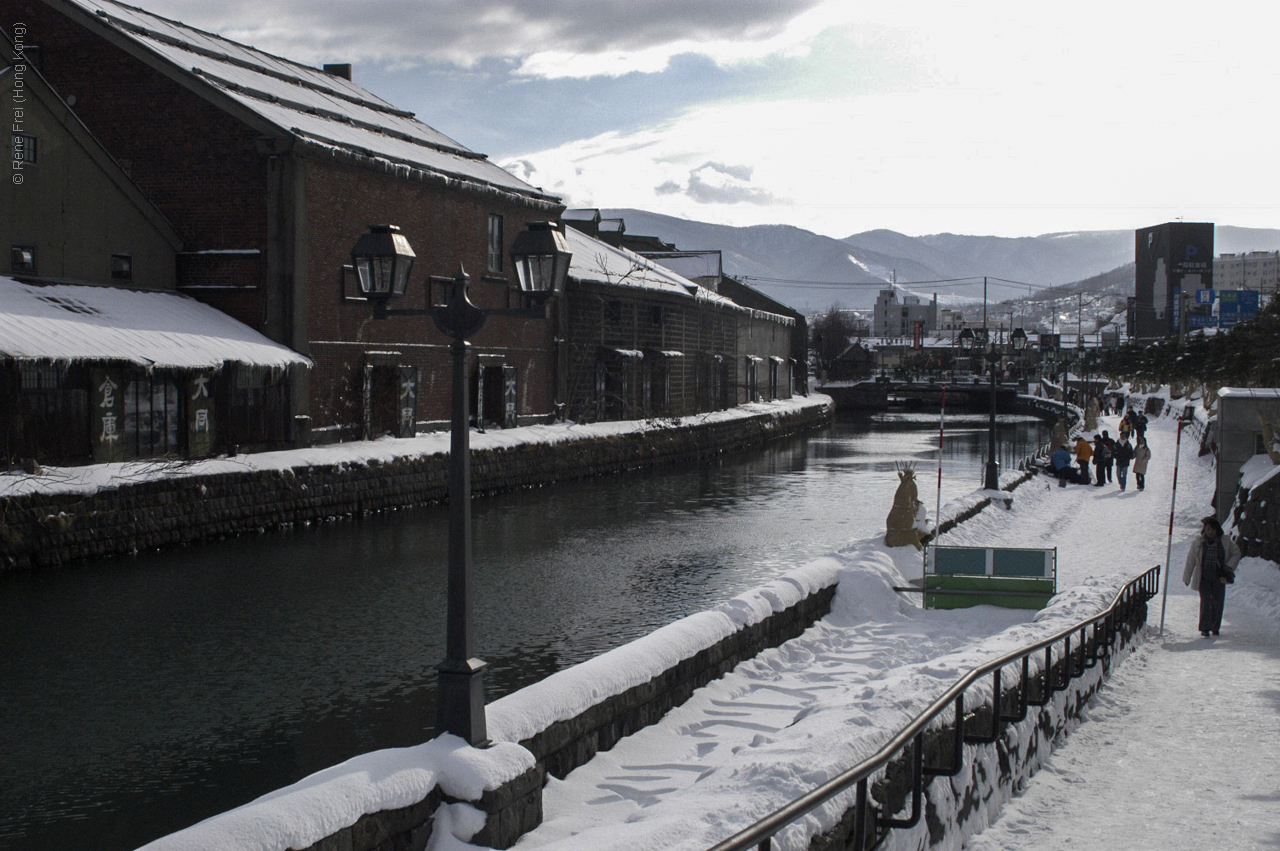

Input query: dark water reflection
[0,412,1046,851]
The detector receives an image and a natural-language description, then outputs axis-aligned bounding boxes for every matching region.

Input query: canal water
[0,411,1048,851]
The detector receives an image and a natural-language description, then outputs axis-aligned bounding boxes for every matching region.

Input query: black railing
[706,565,1162,851]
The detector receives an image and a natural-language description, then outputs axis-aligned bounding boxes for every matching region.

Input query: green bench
[924,545,1057,610]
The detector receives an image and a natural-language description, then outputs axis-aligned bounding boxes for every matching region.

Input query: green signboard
[925,545,1057,610]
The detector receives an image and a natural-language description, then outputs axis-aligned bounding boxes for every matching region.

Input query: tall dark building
[1134,222,1214,337]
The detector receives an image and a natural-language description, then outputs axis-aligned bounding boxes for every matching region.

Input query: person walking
[1114,435,1134,490]
[1075,435,1093,483]
[1100,430,1116,483]
[1133,437,1152,490]
[1092,434,1108,486]
[1134,411,1148,441]
[1183,516,1241,636]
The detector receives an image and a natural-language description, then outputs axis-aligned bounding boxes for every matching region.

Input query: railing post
[879,735,924,829]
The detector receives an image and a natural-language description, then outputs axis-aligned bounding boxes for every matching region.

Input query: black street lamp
[961,326,1026,491]
[351,221,571,746]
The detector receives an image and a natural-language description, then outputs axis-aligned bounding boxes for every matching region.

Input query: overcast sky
[148,0,1279,239]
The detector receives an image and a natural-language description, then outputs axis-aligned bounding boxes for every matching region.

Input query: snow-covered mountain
[599,209,1280,316]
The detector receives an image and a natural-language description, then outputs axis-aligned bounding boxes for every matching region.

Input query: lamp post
[351,221,571,745]
[960,326,1026,491]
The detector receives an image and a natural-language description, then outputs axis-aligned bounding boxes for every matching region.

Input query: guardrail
[706,564,1162,851]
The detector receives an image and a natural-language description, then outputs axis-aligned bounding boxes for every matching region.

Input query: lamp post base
[984,461,1000,492]
[436,657,489,746]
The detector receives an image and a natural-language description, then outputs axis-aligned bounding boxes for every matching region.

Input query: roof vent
[323,63,353,81]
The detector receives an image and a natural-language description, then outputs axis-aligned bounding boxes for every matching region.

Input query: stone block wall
[1233,472,1280,563]
[288,568,839,851]
[0,402,831,572]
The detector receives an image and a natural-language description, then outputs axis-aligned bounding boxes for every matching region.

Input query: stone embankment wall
[284,582,841,851]
[0,402,831,572]
[1233,473,1280,563]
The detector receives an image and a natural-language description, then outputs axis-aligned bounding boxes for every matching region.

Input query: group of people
[1049,406,1242,638]
[1049,426,1152,490]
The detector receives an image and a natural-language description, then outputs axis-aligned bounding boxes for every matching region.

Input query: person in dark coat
[1113,435,1134,490]
[1183,516,1242,636]
[1100,430,1116,483]
[1091,434,1109,486]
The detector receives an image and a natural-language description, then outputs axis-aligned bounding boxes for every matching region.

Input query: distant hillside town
[3,2,1277,470]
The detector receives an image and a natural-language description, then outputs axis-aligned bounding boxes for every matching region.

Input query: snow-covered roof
[1219,387,1280,399]
[567,228,707,299]
[643,250,723,281]
[0,278,312,370]
[58,0,557,204]
[564,229,792,326]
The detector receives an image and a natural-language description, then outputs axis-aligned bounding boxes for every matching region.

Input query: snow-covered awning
[0,278,312,371]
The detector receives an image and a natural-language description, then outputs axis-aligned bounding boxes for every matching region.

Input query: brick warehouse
[3,0,801,463]
[4,0,564,447]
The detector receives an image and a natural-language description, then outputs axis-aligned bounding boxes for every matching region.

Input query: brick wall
[0,402,832,571]
[16,1,271,295]
[303,160,562,431]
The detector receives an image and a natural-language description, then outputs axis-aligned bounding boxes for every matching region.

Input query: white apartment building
[1215,251,1279,295]
[873,288,938,338]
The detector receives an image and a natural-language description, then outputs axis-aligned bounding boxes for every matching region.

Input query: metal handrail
[705,565,1162,851]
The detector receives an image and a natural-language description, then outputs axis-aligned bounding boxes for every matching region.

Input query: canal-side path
[137,402,1280,851]
[502,407,1280,851]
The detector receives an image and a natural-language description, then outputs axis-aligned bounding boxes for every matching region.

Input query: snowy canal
[1,411,1049,851]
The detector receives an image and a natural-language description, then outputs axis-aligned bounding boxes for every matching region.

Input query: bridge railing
[704,565,1162,851]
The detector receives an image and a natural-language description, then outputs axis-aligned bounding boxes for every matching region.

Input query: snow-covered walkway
[506,408,1280,851]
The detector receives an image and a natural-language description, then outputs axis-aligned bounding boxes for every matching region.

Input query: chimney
[323,63,353,81]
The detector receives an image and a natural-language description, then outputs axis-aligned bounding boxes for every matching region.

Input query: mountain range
[600,208,1280,317]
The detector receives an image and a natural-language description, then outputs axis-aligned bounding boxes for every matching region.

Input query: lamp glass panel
[355,258,374,294]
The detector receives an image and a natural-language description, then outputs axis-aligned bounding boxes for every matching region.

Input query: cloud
[143,0,831,74]
[651,163,777,206]
[683,163,778,205]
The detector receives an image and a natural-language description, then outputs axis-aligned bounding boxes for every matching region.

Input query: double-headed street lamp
[958,325,1027,491]
[351,221,572,746]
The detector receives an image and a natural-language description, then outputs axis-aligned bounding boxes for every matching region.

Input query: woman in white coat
[1132,437,1152,490]
[1183,516,1242,636]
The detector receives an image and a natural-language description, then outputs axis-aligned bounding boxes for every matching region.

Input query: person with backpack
[1114,435,1134,490]
[1100,430,1116,483]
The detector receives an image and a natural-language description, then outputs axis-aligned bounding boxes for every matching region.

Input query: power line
[739,274,1058,292]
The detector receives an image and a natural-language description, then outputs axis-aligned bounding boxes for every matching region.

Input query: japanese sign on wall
[187,373,216,457]
[91,368,127,463]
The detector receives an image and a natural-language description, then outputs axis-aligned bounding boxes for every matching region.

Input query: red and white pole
[1159,413,1189,635]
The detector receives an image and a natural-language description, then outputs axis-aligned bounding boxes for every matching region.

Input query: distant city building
[873,288,938,338]
[1134,222,1215,337]
[936,308,966,332]
[1215,251,1279,296]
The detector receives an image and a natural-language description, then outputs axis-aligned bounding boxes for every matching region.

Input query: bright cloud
[142,0,830,71]
[139,0,1280,238]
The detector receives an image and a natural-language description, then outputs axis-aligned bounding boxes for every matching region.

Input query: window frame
[487,213,503,273]
[11,244,37,274]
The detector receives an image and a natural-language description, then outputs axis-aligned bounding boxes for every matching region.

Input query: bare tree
[810,304,860,374]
